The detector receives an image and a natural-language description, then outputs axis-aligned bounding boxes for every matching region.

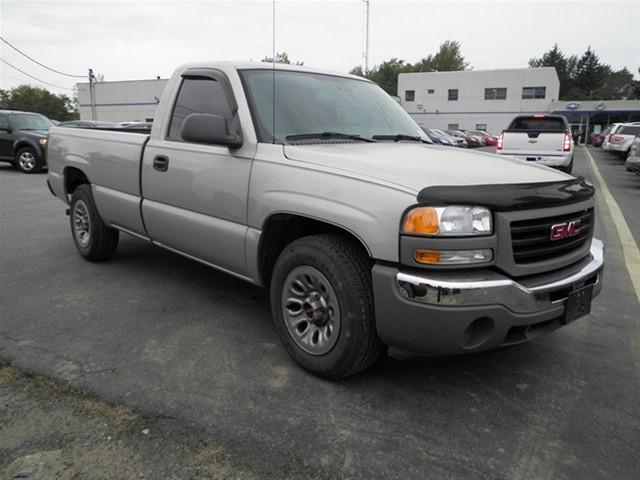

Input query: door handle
[152,155,169,172]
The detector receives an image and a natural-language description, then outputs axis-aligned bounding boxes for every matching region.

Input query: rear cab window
[507,116,567,132]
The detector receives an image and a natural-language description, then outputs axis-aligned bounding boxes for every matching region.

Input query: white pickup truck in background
[497,114,574,173]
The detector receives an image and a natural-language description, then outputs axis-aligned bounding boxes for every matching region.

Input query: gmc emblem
[550,220,582,241]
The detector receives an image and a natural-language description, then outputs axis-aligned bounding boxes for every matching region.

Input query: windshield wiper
[286,132,375,143]
[372,134,431,143]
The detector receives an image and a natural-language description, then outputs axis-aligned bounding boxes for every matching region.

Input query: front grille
[510,209,592,264]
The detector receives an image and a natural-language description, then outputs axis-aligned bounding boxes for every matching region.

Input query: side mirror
[181,113,242,149]
[0,126,11,133]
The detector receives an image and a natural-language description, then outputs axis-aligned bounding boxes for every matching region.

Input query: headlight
[38,138,47,146]
[402,206,492,236]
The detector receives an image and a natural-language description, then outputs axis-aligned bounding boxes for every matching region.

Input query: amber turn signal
[413,249,441,264]
[402,207,439,235]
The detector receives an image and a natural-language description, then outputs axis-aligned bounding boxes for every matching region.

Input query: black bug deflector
[416,177,594,211]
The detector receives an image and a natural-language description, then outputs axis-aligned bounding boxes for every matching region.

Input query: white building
[77,78,168,122]
[398,67,560,134]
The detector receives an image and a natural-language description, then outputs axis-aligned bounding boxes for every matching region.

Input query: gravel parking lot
[1,146,639,479]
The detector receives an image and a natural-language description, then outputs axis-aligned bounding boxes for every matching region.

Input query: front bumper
[372,238,604,356]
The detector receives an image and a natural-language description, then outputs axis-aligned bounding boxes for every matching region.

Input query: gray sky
[1,0,639,96]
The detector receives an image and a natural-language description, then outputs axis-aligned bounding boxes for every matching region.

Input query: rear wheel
[69,185,119,261]
[15,147,44,174]
[270,234,384,379]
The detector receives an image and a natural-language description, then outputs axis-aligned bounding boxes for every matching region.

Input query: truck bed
[47,127,150,236]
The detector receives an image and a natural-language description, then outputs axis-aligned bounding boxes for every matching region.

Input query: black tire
[15,146,44,174]
[270,234,385,379]
[69,184,119,261]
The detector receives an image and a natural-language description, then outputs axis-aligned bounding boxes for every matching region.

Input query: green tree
[593,67,637,100]
[414,40,470,72]
[573,47,607,99]
[351,58,415,95]
[261,51,303,65]
[350,41,470,96]
[529,43,573,99]
[0,85,78,121]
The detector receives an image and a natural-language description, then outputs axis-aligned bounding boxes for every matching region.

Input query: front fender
[248,153,416,262]
[14,138,43,159]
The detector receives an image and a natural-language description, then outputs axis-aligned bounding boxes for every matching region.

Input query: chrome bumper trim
[396,238,604,314]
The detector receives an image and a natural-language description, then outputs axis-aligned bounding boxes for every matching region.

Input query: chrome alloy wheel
[73,200,91,248]
[18,151,36,171]
[281,265,341,355]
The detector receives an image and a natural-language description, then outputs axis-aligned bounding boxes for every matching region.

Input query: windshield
[10,113,54,131]
[240,69,426,143]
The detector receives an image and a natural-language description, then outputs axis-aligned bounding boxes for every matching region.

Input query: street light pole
[364,0,370,74]
[88,68,96,120]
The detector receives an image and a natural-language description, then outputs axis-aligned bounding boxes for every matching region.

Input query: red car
[446,130,480,147]
[591,128,610,147]
[472,130,498,146]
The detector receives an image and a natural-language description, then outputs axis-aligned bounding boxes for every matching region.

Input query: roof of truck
[175,61,371,82]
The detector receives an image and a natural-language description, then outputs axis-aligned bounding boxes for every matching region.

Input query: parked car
[430,128,466,147]
[472,130,498,146]
[60,120,122,129]
[624,135,640,174]
[0,109,54,173]
[590,127,609,147]
[602,123,640,157]
[47,61,604,379]
[419,128,445,145]
[447,129,480,147]
[497,114,574,173]
[461,130,487,146]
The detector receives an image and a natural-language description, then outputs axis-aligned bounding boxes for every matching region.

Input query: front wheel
[69,185,119,261]
[15,147,44,174]
[270,234,385,379]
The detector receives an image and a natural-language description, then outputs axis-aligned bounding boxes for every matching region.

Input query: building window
[484,87,507,100]
[427,89,435,95]
[522,86,546,99]
[405,90,415,102]
[476,124,487,131]
[447,123,459,130]
[448,89,458,101]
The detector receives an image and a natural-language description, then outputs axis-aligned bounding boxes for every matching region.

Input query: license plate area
[562,284,593,324]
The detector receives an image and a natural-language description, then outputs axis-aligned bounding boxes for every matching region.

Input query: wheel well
[258,213,370,286]
[64,167,90,196]
[14,141,35,155]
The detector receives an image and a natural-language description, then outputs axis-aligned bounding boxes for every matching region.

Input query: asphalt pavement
[1,146,639,479]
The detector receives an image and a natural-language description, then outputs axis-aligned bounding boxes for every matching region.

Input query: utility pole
[363,0,370,75]
[88,68,96,120]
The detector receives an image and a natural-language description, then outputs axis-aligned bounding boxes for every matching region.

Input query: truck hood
[283,142,570,193]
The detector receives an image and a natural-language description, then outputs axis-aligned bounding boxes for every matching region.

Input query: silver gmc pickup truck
[47,62,604,379]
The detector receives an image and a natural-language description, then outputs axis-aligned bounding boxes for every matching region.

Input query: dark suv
[0,110,54,173]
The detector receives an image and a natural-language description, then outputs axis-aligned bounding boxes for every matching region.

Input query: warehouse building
[398,67,640,140]
[398,67,560,134]
[77,78,168,122]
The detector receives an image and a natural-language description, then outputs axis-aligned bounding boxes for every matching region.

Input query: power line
[0,36,85,78]
[0,58,75,91]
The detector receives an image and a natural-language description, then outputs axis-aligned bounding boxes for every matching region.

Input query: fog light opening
[461,316,495,350]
